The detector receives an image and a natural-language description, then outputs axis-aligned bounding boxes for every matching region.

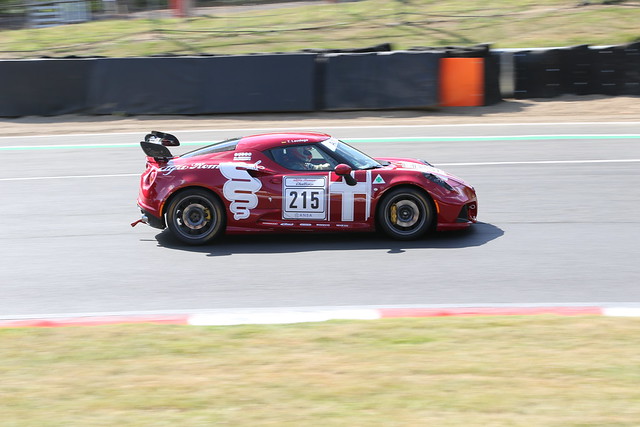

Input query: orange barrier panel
[439,57,485,106]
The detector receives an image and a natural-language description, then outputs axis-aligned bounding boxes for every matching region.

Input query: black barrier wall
[198,54,317,114]
[88,54,318,115]
[88,57,203,115]
[1,44,636,117]
[513,42,640,98]
[320,51,442,110]
[513,49,564,99]
[0,58,94,116]
[0,54,318,117]
[620,42,640,95]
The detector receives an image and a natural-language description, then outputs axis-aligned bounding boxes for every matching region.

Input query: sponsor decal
[397,161,426,170]
[233,160,264,171]
[219,163,262,220]
[397,161,457,183]
[233,152,252,161]
[320,137,339,152]
[159,161,262,176]
[291,212,322,219]
[373,174,385,184]
[399,161,448,177]
[158,163,218,175]
[284,177,325,187]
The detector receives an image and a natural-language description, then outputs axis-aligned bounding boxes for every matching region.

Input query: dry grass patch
[1,316,640,426]
[0,0,639,58]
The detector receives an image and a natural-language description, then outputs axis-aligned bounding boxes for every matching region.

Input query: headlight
[423,173,454,191]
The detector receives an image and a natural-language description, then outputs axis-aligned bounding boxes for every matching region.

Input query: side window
[269,145,338,171]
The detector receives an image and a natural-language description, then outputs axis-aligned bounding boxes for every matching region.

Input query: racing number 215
[287,189,323,211]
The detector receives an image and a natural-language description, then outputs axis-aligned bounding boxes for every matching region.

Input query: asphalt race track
[1,122,639,317]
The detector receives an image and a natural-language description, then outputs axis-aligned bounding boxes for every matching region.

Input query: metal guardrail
[27,0,91,28]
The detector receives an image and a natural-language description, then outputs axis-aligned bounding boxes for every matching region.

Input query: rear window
[181,138,239,158]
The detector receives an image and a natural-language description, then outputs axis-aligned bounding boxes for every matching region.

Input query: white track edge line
[2,122,640,140]
[0,173,139,181]
[2,302,639,321]
[2,134,640,149]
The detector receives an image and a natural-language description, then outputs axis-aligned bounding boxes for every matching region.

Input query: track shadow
[153,222,504,256]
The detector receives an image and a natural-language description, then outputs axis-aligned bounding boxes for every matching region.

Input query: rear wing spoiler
[140,131,180,162]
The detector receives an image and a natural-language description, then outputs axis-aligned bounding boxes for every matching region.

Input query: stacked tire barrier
[0,43,637,117]
[511,42,640,99]
[410,44,502,107]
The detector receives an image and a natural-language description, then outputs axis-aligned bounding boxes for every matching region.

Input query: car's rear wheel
[166,189,225,245]
[377,188,434,240]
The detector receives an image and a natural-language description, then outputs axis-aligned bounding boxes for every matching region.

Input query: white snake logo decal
[219,163,262,220]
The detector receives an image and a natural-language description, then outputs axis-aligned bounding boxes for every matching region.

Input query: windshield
[320,138,382,170]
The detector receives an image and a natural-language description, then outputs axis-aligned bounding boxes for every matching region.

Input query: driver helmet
[290,146,312,163]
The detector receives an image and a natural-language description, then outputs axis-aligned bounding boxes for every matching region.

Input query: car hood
[377,157,471,187]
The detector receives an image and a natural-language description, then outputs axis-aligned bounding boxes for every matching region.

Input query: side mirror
[334,163,357,186]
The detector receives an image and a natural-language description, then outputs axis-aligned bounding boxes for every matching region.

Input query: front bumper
[435,185,478,231]
[436,202,477,231]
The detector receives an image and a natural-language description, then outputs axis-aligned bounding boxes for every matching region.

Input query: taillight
[142,166,157,188]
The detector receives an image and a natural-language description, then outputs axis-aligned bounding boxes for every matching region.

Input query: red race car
[133,131,477,245]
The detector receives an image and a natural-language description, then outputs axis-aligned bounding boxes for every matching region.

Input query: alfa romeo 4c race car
[133,131,477,245]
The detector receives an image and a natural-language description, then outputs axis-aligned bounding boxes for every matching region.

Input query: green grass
[0,0,639,58]
[2,316,640,426]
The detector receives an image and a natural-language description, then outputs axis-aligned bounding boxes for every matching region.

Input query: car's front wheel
[166,189,225,245]
[377,187,434,240]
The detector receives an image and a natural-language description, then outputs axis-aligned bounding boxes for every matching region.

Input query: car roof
[235,132,331,152]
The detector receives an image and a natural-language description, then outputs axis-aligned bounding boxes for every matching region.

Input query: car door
[265,144,374,230]
[327,169,373,226]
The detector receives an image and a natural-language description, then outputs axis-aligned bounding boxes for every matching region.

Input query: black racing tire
[166,188,226,245]
[377,187,435,240]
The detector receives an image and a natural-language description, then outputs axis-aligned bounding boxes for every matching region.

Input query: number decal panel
[282,176,327,220]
